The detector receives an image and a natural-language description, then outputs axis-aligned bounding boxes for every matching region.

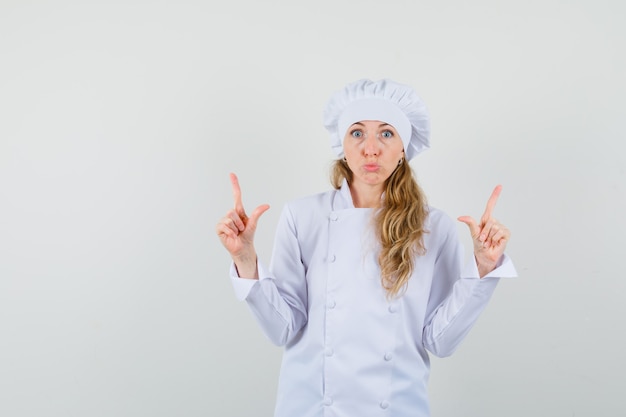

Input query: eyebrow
[350,122,393,128]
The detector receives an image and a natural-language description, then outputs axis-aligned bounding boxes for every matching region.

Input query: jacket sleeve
[229,204,308,346]
[422,213,517,358]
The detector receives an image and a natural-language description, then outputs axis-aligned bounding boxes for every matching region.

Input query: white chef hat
[323,78,430,161]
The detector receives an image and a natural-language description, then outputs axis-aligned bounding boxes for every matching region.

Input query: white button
[329,213,338,221]
[380,400,389,409]
[325,347,334,357]
[388,304,397,313]
[384,352,393,361]
[323,397,333,406]
[329,255,336,263]
[327,300,336,309]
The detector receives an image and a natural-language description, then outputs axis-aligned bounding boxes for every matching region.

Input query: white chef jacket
[230,180,517,417]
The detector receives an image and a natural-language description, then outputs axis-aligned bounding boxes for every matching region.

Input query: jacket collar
[335,178,386,210]
[331,178,355,211]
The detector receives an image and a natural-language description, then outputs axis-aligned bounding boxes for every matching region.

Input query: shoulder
[279,188,337,225]
[285,188,336,213]
[425,206,458,246]
[426,206,455,230]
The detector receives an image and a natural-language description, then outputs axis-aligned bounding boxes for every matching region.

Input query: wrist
[233,253,259,279]
[476,258,496,279]
[233,252,255,264]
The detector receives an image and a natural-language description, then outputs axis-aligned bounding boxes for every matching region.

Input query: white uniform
[230,180,517,417]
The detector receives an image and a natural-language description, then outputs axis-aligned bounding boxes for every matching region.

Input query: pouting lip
[363,163,380,171]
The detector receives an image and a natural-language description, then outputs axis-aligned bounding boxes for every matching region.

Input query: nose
[362,133,380,156]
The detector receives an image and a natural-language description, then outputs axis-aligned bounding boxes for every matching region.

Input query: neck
[349,182,384,208]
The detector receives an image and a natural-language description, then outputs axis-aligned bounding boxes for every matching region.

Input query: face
[342,120,405,191]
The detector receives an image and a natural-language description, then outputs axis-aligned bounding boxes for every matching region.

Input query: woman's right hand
[216,173,270,278]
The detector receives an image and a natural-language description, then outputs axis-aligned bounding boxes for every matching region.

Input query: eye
[380,130,394,139]
[350,129,364,138]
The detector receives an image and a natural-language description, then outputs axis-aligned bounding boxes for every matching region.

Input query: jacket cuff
[461,253,518,279]
[229,260,271,301]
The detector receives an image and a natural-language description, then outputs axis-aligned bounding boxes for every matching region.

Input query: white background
[1,0,624,416]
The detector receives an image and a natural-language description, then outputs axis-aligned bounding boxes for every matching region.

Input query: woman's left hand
[458,185,511,278]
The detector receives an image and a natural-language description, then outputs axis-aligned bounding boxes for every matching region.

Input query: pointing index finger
[230,173,245,214]
[481,184,502,221]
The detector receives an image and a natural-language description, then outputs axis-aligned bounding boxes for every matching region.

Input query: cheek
[342,139,357,157]
[393,141,405,157]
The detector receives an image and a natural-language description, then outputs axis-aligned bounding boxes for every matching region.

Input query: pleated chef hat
[323,79,430,161]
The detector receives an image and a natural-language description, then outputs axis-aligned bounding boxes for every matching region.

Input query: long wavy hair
[330,158,429,298]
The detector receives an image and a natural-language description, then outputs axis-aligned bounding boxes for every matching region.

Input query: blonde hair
[331,159,428,298]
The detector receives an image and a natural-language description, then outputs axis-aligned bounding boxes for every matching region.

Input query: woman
[216,79,517,417]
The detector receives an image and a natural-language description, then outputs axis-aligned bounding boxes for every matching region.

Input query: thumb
[457,215,480,239]
[247,204,270,229]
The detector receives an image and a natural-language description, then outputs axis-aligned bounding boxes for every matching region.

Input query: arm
[422,200,517,357]
[231,204,308,346]
[422,230,512,357]
[217,174,308,346]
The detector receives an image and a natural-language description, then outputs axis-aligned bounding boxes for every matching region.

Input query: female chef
[216,79,517,417]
